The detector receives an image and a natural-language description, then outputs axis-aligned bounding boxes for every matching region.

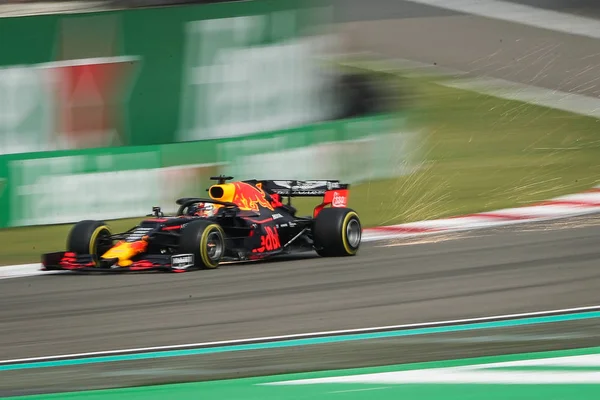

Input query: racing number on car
[253,226,281,253]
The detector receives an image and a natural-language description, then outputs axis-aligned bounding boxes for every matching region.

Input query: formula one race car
[41,176,362,273]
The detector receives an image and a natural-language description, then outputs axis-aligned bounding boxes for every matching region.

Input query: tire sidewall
[180,220,225,269]
[340,211,361,255]
[67,220,113,260]
[313,208,362,257]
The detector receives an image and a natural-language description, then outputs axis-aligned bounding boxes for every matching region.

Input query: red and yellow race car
[41,176,362,273]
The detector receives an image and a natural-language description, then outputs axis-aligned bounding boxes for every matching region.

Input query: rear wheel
[313,208,362,257]
[66,220,113,264]
[179,220,226,269]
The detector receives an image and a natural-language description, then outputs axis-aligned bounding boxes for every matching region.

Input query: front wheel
[66,220,113,265]
[179,220,226,269]
[313,208,362,257]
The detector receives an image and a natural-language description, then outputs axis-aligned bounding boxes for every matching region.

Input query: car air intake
[209,185,225,199]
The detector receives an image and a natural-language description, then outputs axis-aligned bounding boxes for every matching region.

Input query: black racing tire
[313,208,362,257]
[66,220,113,262]
[179,220,226,269]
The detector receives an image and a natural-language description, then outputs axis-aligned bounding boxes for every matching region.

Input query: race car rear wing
[255,180,349,197]
[251,179,350,217]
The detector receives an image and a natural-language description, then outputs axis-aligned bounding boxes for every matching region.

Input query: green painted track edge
[7,346,600,400]
[2,310,600,372]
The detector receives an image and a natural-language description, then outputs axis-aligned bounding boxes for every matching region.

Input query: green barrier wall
[0,1,420,229]
[0,0,334,153]
[0,114,417,228]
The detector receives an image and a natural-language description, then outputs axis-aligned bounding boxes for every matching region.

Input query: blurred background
[1,0,599,241]
[1,0,600,260]
[0,0,414,236]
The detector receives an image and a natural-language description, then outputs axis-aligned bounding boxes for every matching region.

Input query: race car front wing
[41,251,196,273]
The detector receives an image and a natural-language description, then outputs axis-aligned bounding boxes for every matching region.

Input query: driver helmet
[189,202,222,217]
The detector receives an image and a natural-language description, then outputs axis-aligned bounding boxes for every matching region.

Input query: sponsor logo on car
[273,180,327,190]
[232,182,274,212]
[252,226,281,253]
[332,191,347,208]
[171,253,194,269]
[126,227,153,242]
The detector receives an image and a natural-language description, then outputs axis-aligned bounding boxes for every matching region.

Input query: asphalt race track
[2,2,598,365]
[1,215,600,396]
[2,215,600,361]
[3,318,600,396]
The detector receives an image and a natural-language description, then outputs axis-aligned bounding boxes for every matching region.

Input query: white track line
[441,77,600,119]
[362,209,600,242]
[404,0,600,40]
[0,263,65,279]
[346,55,600,119]
[2,304,600,365]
